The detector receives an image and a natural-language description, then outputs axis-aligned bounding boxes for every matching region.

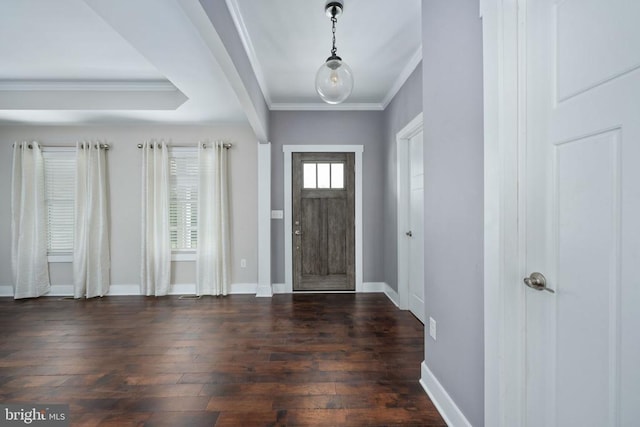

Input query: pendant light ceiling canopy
[315,0,353,105]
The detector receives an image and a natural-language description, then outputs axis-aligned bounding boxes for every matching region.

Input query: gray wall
[382,62,423,292]
[0,124,258,293]
[268,111,386,285]
[422,0,484,425]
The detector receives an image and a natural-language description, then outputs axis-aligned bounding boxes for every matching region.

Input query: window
[169,149,198,251]
[303,162,344,189]
[43,150,76,258]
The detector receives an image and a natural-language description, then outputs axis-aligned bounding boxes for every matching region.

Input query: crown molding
[270,102,385,111]
[380,47,422,109]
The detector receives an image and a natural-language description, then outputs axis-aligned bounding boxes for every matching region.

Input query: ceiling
[0,0,422,126]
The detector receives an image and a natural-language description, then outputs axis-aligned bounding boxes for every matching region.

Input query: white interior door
[408,130,425,323]
[524,0,640,426]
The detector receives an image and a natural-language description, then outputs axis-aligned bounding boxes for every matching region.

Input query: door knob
[523,272,554,293]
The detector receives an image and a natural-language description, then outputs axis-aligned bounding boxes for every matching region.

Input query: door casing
[482,1,527,425]
[283,145,363,294]
[396,113,424,312]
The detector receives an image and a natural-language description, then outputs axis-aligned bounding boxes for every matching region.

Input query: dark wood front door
[292,152,355,291]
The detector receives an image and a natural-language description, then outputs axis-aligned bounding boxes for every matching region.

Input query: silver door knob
[523,272,554,293]
[294,230,302,236]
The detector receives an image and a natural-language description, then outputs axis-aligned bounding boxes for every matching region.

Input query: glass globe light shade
[315,57,353,104]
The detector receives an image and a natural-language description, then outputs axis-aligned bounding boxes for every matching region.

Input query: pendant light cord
[330,8,338,57]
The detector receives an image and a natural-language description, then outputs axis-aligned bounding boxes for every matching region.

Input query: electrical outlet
[429,317,437,341]
[240,259,247,268]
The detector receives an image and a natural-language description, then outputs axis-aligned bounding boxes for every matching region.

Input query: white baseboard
[0,283,259,298]
[268,282,399,301]
[49,285,74,296]
[109,283,258,296]
[255,283,273,297]
[272,283,287,294]
[363,282,400,307]
[1,282,403,307]
[362,281,386,292]
[420,361,472,427]
[106,284,142,296]
[0,284,75,298]
[228,283,258,294]
[383,284,400,308]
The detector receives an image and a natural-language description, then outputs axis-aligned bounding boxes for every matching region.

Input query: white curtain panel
[196,141,230,296]
[73,142,110,299]
[11,142,51,299]
[140,140,171,296]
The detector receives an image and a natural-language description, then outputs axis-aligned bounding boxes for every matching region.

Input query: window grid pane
[317,163,331,188]
[331,163,344,189]
[303,163,316,188]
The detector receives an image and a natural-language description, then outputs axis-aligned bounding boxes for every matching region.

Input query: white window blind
[43,150,76,255]
[169,150,198,250]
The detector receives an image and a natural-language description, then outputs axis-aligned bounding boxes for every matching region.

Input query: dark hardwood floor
[0,293,446,426]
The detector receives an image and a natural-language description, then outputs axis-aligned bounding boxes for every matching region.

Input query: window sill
[172,252,196,262]
[48,254,73,263]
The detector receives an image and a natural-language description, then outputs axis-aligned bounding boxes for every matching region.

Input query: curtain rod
[136,142,232,149]
[12,142,111,150]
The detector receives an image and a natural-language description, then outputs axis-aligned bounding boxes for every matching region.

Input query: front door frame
[283,145,363,294]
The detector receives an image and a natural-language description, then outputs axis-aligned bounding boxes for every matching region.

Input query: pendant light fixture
[315,0,353,104]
